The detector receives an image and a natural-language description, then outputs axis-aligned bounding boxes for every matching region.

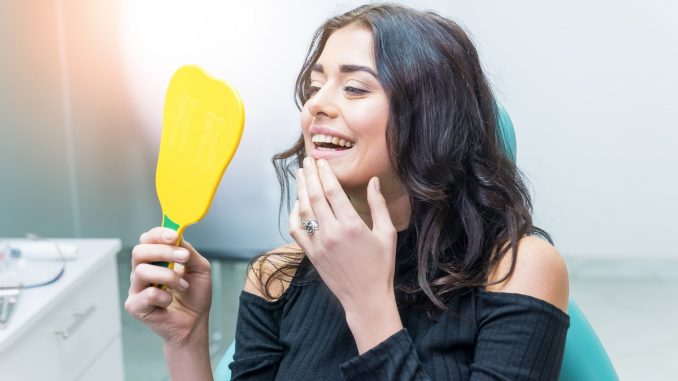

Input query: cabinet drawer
[2,253,122,381]
[76,335,125,381]
[53,254,122,380]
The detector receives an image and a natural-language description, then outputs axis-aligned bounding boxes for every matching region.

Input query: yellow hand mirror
[153,65,245,284]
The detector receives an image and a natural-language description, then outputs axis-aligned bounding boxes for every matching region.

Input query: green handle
[152,214,181,288]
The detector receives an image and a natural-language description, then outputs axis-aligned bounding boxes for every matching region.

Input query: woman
[126,3,569,380]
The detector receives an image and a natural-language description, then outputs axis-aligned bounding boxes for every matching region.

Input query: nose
[305,85,339,119]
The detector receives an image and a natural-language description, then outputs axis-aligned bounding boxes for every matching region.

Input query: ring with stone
[302,218,320,236]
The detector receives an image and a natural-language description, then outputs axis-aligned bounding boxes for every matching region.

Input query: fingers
[139,227,180,245]
[132,243,190,269]
[367,176,396,236]
[177,240,211,273]
[289,199,311,252]
[136,227,210,274]
[130,262,189,293]
[316,159,360,222]
[296,167,316,223]
[301,157,335,222]
[126,227,200,322]
[125,286,173,320]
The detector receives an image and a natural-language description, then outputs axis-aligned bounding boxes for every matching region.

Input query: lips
[307,125,357,160]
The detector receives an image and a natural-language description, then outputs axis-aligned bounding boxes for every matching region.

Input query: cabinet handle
[54,305,96,340]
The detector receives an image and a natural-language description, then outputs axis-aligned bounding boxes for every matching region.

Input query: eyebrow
[312,63,377,78]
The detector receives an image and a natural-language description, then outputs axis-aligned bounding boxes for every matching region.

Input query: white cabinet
[0,239,124,381]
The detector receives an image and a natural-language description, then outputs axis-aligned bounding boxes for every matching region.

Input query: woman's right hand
[124,227,213,347]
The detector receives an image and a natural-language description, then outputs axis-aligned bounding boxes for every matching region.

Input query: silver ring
[302,218,320,236]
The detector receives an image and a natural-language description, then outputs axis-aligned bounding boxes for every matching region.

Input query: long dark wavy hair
[250,3,552,318]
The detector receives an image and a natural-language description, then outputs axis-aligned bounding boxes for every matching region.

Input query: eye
[307,85,321,96]
[343,86,368,95]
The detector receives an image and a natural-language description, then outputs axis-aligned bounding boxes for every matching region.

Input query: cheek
[345,101,389,152]
[300,107,313,129]
[349,92,389,129]
[348,104,387,129]
[300,108,314,152]
[341,106,393,183]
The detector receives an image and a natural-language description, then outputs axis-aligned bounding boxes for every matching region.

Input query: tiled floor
[117,250,678,380]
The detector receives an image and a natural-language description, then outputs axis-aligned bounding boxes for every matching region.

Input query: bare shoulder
[243,242,304,301]
[485,236,569,313]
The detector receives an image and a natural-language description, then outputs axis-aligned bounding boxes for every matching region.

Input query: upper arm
[485,236,569,313]
[244,243,303,301]
[232,243,303,378]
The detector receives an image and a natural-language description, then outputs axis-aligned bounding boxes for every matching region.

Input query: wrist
[163,332,213,381]
[163,337,210,360]
[344,294,403,354]
[163,316,210,351]
[162,318,213,381]
[341,284,397,314]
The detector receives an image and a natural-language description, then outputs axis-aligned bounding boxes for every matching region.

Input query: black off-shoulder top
[228,230,569,380]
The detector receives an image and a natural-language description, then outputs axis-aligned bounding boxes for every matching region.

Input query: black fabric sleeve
[338,291,569,381]
[339,328,433,381]
[228,290,288,380]
[469,291,570,381]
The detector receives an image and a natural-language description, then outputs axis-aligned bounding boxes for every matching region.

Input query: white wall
[438,1,678,257]
[2,0,676,258]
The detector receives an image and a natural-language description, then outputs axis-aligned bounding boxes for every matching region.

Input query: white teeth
[311,133,354,148]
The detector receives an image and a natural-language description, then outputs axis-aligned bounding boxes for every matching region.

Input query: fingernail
[179,278,189,291]
[303,157,310,167]
[374,177,380,192]
[173,249,189,262]
[163,229,177,242]
[317,159,326,168]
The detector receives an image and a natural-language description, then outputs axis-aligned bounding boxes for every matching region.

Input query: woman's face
[301,25,394,193]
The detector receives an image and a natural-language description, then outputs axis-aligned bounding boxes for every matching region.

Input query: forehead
[317,25,375,69]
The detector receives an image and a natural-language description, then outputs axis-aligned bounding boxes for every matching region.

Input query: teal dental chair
[214,104,619,381]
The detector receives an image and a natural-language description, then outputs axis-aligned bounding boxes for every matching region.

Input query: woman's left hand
[290,157,403,352]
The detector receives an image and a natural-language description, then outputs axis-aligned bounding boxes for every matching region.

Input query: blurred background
[1,0,676,380]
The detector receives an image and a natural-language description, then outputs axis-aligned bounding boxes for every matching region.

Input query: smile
[311,133,355,149]
[310,133,356,160]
